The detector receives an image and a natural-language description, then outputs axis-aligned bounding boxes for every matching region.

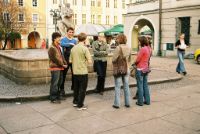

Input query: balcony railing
[135,0,157,4]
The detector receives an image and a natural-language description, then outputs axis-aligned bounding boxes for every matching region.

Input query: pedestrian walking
[112,34,131,109]
[135,36,151,106]
[175,33,189,75]
[48,32,67,104]
[69,32,92,110]
[92,33,109,95]
[60,27,77,98]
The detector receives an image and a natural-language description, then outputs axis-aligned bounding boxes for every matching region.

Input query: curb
[0,76,182,102]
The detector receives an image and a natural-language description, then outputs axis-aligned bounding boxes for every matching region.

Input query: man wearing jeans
[69,33,92,110]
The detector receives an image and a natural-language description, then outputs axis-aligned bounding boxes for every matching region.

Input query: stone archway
[27,31,40,48]
[131,19,155,51]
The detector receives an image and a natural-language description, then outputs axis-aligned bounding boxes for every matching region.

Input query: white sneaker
[77,106,87,111]
[73,104,78,107]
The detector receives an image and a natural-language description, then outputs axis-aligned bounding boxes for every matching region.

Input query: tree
[0,0,32,49]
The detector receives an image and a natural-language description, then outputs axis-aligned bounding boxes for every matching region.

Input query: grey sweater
[92,40,109,61]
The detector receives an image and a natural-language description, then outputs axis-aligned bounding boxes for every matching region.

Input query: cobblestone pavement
[0,57,200,134]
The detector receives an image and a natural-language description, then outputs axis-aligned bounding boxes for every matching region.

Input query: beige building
[124,0,200,56]
[46,0,129,44]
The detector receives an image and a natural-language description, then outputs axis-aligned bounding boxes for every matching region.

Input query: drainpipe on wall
[157,0,162,56]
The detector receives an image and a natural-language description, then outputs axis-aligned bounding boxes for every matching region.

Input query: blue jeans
[114,72,130,107]
[135,70,150,105]
[176,50,186,73]
[50,70,63,101]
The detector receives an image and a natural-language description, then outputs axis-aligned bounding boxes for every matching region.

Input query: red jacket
[135,46,151,70]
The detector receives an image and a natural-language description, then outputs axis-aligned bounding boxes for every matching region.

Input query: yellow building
[21,0,46,49]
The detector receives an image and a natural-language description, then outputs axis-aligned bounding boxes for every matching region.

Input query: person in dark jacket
[92,33,109,95]
[48,32,67,103]
[175,33,189,75]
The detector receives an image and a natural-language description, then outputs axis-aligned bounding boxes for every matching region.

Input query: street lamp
[50,7,61,32]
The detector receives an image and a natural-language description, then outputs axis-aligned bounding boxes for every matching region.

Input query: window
[73,14,77,25]
[97,15,101,24]
[91,15,95,24]
[73,0,77,5]
[3,0,10,4]
[63,0,67,4]
[82,0,86,6]
[122,0,125,9]
[91,0,95,7]
[18,13,24,22]
[53,0,57,4]
[114,0,117,8]
[32,14,38,22]
[114,16,117,24]
[3,13,10,21]
[106,0,109,8]
[18,0,23,6]
[97,0,101,7]
[198,20,200,34]
[32,0,37,7]
[82,14,86,24]
[176,17,190,42]
[122,16,125,24]
[106,16,109,25]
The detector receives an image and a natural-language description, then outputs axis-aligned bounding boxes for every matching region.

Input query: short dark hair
[116,34,127,44]
[138,36,148,47]
[78,32,87,42]
[52,32,61,42]
[67,27,74,32]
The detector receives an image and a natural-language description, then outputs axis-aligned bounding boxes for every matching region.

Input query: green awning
[100,24,124,36]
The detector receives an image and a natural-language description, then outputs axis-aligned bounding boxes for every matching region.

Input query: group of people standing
[48,26,152,110]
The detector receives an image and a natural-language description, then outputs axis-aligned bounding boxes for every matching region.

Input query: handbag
[130,64,136,77]
[113,46,127,77]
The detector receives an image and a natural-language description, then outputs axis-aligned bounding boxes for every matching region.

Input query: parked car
[194,48,200,64]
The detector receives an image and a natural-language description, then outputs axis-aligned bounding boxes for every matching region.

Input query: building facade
[24,0,46,49]
[46,0,129,45]
[124,0,200,56]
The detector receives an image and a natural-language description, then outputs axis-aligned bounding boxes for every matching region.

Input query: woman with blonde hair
[112,34,131,109]
[175,33,189,75]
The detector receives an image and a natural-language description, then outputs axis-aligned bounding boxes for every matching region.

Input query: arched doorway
[131,19,155,52]
[28,31,40,48]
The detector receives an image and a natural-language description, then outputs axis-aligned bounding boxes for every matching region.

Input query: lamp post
[157,0,162,56]
[50,7,61,32]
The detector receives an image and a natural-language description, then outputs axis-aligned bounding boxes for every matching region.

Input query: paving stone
[162,111,200,131]
[0,112,53,133]
[127,118,198,134]
[13,124,71,134]
[58,115,118,134]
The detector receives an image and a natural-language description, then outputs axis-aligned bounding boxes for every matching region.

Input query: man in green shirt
[69,32,92,110]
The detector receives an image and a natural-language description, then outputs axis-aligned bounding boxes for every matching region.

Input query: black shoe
[136,102,143,106]
[112,105,119,109]
[176,71,180,74]
[99,92,104,95]
[94,90,100,93]
[59,96,66,100]
[125,105,130,108]
[51,100,61,104]
[132,96,137,100]
[144,101,150,105]
[183,72,187,76]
